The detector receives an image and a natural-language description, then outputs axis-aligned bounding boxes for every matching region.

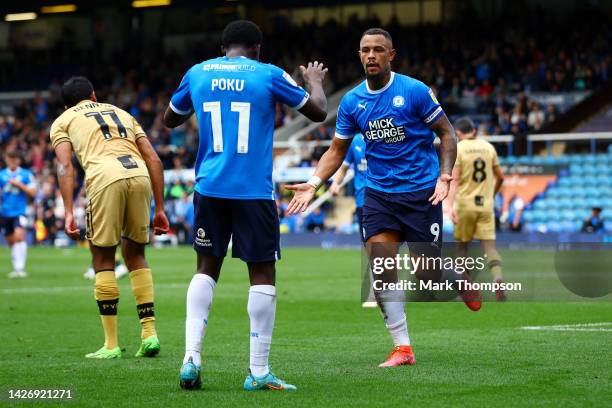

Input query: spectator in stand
[170,192,194,244]
[505,195,525,232]
[527,102,545,131]
[510,105,527,132]
[581,207,605,233]
[545,103,557,124]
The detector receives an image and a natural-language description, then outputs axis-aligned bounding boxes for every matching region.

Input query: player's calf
[129,268,158,343]
[94,270,120,351]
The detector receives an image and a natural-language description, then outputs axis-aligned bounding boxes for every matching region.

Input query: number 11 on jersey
[203,101,251,153]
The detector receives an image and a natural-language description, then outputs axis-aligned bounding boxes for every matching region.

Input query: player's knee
[485,248,502,267]
[247,262,275,286]
[196,257,222,281]
[121,240,147,270]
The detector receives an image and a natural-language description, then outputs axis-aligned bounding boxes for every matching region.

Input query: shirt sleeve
[412,80,444,126]
[170,68,194,115]
[335,95,357,139]
[270,66,309,109]
[24,170,36,188]
[453,145,463,169]
[49,118,71,148]
[132,116,147,139]
[491,144,500,168]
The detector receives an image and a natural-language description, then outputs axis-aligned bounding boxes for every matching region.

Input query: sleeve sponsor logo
[428,88,439,105]
[282,71,298,87]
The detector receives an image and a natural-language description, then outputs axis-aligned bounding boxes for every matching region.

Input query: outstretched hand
[300,61,328,86]
[285,183,316,215]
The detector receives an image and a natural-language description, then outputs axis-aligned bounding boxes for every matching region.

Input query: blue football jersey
[342,134,367,208]
[335,72,444,193]
[170,56,309,199]
[0,167,33,217]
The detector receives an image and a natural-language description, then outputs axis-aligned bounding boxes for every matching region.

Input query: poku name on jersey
[169,56,309,200]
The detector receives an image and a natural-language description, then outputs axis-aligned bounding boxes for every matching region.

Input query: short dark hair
[222,20,263,49]
[6,150,21,160]
[361,28,393,47]
[454,117,476,134]
[61,76,94,107]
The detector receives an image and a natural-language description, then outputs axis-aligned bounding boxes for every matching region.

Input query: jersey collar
[222,55,249,61]
[366,71,395,94]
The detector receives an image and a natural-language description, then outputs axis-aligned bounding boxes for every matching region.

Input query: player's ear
[389,48,396,62]
[90,91,98,102]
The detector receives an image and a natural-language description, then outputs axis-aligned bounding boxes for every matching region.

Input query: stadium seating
[518,153,612,233]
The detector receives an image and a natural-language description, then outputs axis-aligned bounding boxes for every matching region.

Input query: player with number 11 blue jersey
[164,20,328,392]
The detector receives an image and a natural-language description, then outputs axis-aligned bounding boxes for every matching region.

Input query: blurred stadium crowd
[0,11,610,244]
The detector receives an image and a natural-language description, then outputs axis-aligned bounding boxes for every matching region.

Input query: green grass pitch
[1,246,611,407]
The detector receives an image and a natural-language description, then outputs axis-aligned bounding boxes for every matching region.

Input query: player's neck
[366,71,392,91]
[225,48,257,60]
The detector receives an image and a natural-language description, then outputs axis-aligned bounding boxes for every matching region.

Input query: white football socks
[247,285,276,377]
[379,289,411,346]
[183,273,216,367]
[11,241,27,272]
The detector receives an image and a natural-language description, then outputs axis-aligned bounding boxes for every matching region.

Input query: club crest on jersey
[392,96,404,107]
[195,228,212,247]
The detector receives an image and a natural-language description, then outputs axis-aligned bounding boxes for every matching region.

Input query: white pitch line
[521,322,612,332]
[0,283,187,295]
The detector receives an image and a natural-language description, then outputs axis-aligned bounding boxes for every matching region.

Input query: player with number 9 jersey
[285,28,481,369]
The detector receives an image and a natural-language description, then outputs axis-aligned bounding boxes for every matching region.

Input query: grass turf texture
[1,246,611,407]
